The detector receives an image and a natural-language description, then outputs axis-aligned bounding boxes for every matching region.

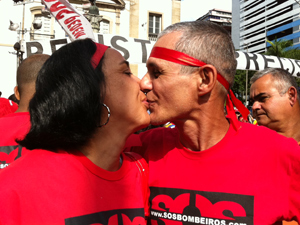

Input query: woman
[0,39,150,224]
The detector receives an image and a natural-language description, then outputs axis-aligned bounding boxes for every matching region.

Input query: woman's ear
[197,64,218,96]
[288,86,297,106]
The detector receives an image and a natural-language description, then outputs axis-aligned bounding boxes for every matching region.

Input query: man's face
[250,74,290,130]
[140,32,199,125]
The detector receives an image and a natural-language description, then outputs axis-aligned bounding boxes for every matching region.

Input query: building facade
[232,0,300,53]
[0,0,181,98]
[196,8,232,34]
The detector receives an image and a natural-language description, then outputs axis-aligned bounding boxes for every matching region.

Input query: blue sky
[181,0,232,21]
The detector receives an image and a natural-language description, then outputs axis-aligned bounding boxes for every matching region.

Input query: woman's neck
[79,127,129,171]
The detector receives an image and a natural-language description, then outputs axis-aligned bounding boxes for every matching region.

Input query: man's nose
[252,101,261,112]
[140,73,152,94]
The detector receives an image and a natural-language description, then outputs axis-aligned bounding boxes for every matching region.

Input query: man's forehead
[146,56,165,68]
[154,31,182,48]
[146,54,182,72]
[252,74,273,89]
[255,74,274,85]
[146,31,183,67]
[251,76,279,96]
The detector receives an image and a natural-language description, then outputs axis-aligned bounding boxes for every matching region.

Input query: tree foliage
[265,38,293,57]
[265,38,300,59]
[265,38,300,86]
[232,70,256,102]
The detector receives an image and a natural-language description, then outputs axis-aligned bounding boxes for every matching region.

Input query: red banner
[42,0,95,41]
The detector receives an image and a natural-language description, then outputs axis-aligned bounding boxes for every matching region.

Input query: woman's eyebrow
[119,60,129,67]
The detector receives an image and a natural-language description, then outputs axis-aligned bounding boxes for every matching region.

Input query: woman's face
[102,49,150,133]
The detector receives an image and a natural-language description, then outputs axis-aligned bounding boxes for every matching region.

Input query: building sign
[25,34,300,77]
[236,51,300,77]
[26,34,153,65]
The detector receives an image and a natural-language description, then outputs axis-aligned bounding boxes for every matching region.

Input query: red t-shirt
[0,149,147,225]
[130,122,300,224]
[0,98,18,118]
[0,112,30,169]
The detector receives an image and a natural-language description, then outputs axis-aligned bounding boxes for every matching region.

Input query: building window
[32,14,53,40]
[100,19,110,34]
[148,13,161,41]
[30,6,54,41]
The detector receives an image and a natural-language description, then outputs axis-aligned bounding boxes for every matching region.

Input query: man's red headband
[150,46,250,131]
[91,43,109,69]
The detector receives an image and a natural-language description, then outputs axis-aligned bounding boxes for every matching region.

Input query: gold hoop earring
[98,103,110,127]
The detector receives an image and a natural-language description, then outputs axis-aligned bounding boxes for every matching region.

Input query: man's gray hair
[158,21,237,89]
[250,68,299,100]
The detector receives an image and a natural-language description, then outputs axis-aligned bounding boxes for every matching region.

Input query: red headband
[91,43,109,69]
[150,47,250,131]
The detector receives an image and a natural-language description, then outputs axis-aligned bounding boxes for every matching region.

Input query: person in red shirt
[0,54,49,169]
[250,68,300,144]
[0,98,18,118]
[0,39,150,224]
[128,21,300,224]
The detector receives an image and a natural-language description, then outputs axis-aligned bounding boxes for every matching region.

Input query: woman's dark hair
[17,39,106,151]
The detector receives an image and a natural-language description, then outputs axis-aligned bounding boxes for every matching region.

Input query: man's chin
[256,118,269,127]
[150,115,168,126]
[150,120,166,126]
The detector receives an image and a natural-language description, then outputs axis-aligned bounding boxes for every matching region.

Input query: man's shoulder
[0,112,30,128]
[239,122,299,152]
[240,122,282,138]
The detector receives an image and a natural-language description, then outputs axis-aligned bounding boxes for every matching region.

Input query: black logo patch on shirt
[0,145,22,168]
[65,208,145,225]
[150,187,254,225]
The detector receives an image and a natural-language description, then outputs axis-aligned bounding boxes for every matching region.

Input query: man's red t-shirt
[0,112,30,169]
[129,122,300,224]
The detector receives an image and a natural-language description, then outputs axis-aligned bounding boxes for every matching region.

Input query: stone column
[115,8,121,35]
[129,0,139,38]
[172,0,181,24]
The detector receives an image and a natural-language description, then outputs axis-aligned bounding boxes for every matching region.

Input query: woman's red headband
[91,43,109,69]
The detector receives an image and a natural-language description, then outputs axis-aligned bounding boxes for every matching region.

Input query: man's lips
[142,98,150,109]
[146,100,155,107]
[254,112,266,118]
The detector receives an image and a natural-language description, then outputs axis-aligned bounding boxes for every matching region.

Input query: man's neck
[175,113,230,152]
[278,118,300,143]
[15,102,29,113]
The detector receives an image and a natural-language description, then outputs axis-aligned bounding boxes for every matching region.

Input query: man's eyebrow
[146,61,159,68]
[252,92,267,100]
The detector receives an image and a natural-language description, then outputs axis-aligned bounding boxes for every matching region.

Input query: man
[129,21,300,224]
[250,68,300,143]
[0,54,49,169]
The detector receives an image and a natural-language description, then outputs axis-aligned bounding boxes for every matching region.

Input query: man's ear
[287,86,297,106]
[197,65,218,96]
[14,86,20,101]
